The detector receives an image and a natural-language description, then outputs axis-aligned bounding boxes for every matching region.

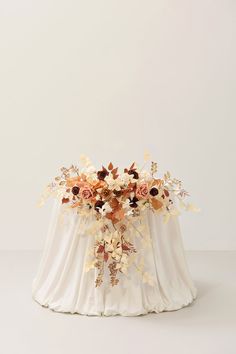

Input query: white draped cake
[32,201,197,316]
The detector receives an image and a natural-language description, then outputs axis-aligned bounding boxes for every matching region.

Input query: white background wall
[0,0,235,250]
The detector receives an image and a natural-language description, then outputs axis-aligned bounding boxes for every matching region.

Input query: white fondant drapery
[32,201,197,316]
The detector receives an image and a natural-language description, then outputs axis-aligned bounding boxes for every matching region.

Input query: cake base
[32,202,197,316]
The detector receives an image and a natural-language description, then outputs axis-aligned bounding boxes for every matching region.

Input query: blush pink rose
[136,183,149,199]
[79,185,93,200]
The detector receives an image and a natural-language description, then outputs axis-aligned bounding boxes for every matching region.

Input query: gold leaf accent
[151,198,163,210]
[151,161,158,176]
[144,151,151,162]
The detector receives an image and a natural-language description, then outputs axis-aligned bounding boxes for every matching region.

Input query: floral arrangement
[40,154,197,287]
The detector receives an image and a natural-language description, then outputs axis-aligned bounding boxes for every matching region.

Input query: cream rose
[136,183,149,199]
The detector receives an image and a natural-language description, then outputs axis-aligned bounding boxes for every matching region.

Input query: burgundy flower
[128,169,139,179]
[113,190,122,197]
[97,170,109,180]
[129,196,138,208]
[72,186,80,195]
[150,187,159,196]
[95,200,105,211]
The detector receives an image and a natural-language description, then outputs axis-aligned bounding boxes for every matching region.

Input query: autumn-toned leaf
[71,201,81,208]
[108,162,113,170]
[115,208,125,221]
[106,212,119,224]
[66,176,80,187]
[122,244,130,251]
[62,197,69,204]
[129,162,135,170]
[152,179,162,187]
[97,245,105,253]
[151,161,158,176]
[125,241,136,253]
[81,173,87,181]
[95,278,103,287]
[109,198,119,209]
[164,189,169,197]
[105,212,113,220]
[93,180,106,189]
[151,198,163,210]
[102,166,108,173]
[164,171,171,180]
[111,278,119,286]
[104,252,109,262]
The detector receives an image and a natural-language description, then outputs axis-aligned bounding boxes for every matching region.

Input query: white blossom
[119,172,136,185]
[104,174,123,190]
[99,202,112,216]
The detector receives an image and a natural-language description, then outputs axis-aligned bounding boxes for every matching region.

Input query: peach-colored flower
[79,185,93,200]
[66,176,81,187]
[136,183,149,199]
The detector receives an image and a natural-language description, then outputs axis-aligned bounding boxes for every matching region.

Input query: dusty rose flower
[79,185,93,200]
[136,183,149,199]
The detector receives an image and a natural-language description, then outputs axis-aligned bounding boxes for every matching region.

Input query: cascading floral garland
[39,154,197,287]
